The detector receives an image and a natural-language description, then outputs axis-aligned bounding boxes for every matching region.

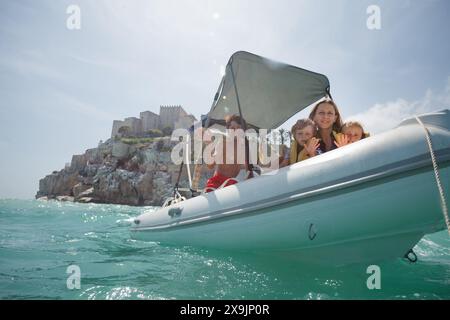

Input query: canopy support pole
[229,62,254,178]
[205,76,225,129]
[326,86,333,100]
[185,135,193,187]
[173,160,183,197]
[189,75,227,194]
[229,63,245,127]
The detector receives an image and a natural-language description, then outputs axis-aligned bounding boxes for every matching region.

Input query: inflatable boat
[131,52,450,265]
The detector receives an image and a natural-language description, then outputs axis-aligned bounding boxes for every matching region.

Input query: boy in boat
[341,121,369,143]
[204,115,247,192]
[287,119,321,165]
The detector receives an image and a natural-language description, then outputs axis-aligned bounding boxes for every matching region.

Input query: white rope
[415,115,450,235]
[162,189,186,207]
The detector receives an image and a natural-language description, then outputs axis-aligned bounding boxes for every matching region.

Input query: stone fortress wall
[140,111,159,132]
[111,105,197,138]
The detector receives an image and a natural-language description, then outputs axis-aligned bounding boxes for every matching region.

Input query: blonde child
[341,121,369,143]
[289,119,320,165]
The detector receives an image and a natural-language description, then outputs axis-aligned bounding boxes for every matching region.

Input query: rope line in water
[415,115,450,235]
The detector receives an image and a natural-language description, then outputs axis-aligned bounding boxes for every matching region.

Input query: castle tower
[159,105,188,129]
[123,117,142,136]
[111,105,197,138]
[140,111,160,132]
[111,120,125,138]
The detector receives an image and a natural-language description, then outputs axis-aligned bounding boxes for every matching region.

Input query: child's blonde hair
[291,118,317,136]
[289,119,317,164]
[342,121,370,138]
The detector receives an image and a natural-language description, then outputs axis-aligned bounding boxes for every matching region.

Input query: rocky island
[36,106,212,206]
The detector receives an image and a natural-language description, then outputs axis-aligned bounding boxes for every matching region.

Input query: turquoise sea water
[0,199,449,300]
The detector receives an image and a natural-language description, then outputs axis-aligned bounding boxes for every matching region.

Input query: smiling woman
[309,99,345,153]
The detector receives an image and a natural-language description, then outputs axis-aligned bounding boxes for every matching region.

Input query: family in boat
[204,99,369,193]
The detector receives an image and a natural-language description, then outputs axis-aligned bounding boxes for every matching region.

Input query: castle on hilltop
[111,105,197,138]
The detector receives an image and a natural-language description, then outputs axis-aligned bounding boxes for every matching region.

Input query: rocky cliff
[36,137,212,206]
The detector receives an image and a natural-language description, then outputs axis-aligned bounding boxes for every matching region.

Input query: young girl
[288,119,320,165]
[341,121,369,143]
[309,99,348,153]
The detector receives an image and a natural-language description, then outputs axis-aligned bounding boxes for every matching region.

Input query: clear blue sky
[1,0,449,199]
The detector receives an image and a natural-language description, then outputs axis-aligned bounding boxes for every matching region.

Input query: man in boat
[204,114,248,192]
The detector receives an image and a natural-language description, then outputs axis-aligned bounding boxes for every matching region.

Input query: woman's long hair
[308,100,343,133]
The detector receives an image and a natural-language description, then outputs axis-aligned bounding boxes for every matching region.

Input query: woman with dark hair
[309,100,348,153]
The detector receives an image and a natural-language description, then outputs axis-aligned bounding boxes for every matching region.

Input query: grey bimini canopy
[205,51,331,130]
